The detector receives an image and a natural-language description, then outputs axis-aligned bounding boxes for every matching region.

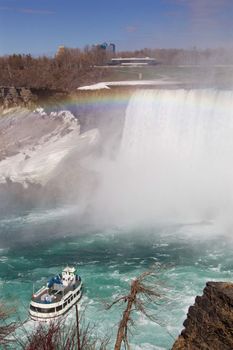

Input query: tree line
[0,46,232,92]
[0,46,109,91]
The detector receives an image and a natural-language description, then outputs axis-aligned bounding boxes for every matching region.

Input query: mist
[85,89,233,232]
[2,87,233,241]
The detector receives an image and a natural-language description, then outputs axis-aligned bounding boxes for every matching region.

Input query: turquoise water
[0,207,232,349]
[2,88,233,348]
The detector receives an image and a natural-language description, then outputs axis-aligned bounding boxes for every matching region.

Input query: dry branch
[107,270,162,350]
[0,303,18,348]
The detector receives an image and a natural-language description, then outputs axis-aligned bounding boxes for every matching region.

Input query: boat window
[40,307,55,313]
[56,305,63,311]
[30,305,38,312]
[30,305,55,313]
[64,302,67,307]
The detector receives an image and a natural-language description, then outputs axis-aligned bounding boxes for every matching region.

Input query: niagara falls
[1,0,233,349]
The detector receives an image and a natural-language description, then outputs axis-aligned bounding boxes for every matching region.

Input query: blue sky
[0,0,233,55]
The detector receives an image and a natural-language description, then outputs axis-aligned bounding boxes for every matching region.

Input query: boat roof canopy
[63,266,76,273]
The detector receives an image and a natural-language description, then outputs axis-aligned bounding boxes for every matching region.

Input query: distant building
[109,43,116,54]
[108,57,157,66]
[99,42,108,50]
[95,42,116,54]
[56,46,65,57]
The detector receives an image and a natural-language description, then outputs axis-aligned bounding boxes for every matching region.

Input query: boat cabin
[62,266,76,286]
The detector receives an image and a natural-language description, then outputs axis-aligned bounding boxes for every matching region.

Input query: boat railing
[31,280,82,304]
[33,286,46,298]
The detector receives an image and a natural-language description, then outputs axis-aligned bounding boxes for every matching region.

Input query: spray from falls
[92,89,233,229]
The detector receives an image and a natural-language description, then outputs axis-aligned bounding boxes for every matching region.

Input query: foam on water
[1,88,233,348]
[0,217,232,348]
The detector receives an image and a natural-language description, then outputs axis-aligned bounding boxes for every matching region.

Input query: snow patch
[78,80,180,90]
[78,82,110,90]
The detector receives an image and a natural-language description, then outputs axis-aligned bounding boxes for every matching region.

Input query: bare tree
[15,306,110,350]
[106,270,162,350]
[0,270,164,350]
[0,303,18,349]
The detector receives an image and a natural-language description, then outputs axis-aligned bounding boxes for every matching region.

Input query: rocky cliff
[0,87,37,108]
[0,86,67,109]
[172,282,233,350]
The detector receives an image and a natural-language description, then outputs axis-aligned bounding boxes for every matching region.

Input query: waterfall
[94,89,233,227]
[120,89,233,165]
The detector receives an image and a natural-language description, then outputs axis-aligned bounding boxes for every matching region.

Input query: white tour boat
[29,266,83,321]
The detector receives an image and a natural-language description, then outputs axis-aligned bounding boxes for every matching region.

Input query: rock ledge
[172,282,233,350]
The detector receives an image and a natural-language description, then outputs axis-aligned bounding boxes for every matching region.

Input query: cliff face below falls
[0,88,128,215]
[0,106,101,216]
[172,282,233,350]
[0,86,67,109]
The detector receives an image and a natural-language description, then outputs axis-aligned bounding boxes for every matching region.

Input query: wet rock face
[172,282,233,350]
[0,87,37,108]
[0,87,68,109]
